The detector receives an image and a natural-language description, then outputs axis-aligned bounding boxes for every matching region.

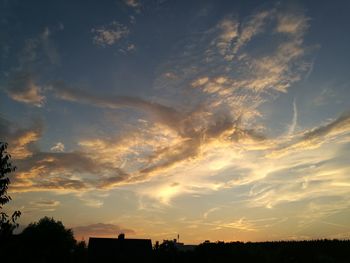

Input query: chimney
[118,233,125,240]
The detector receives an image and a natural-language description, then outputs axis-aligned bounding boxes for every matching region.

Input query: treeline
[155,239,350,263]
[0,217,87,263]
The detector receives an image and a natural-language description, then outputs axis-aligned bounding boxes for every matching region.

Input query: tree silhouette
[0,142,21,240]
[20,217,76,262]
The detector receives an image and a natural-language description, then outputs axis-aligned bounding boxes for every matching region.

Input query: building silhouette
[88,233,152,263]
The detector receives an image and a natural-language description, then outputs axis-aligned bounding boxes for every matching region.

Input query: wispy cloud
[92,21,129,47]
[28,199,60,212]
[51,82,183,132]
[288,98,298,135]
[313,87,337,106]
[276,12,309,36]
[5,72,45,107]
[270,112,350,157]
[232,10,271,59]
[2,26,61,106]
[203,207,220,219]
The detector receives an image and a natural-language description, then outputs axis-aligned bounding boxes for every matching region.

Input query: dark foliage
[2,217,87,263]
[0,142,21,239]
[20,217,76,262]
[153,239,350,263]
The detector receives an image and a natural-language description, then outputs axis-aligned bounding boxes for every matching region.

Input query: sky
[1,0,350,244]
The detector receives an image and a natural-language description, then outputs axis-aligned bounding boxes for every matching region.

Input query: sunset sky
[1,0,350,244]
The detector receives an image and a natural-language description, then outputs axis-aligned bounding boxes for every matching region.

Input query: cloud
[18,27,60,66]
[127,43,135,51]
[124,0,141,8]
[214,217,259,232]
[73,223,135,240]
[302,112,350,141]
[5,71,45,107]
[40,27,60,65]
[270,112,350,157]
[232,10,271,58]
[30,199,60,207]
[92,21,129,47]
[27,199,60,212]
[2,3,349,242]
[312,87,337,106]
[191,77,209,87]
[247,155,350,210]
[51,83,265,186]
[216,17,239,58]
[287,98,298,135]
[50,142,65,152]
[0,116,131,193]
[212,10,275,61]
[276,13,309,35]
[0,117,43,159]
[203,207,220,219]
[10,150,133,193]
[6,4,348,223]
[2,26,62,106]
[124,0,142,13]
[43,5,320,201]
[51,82,184,133]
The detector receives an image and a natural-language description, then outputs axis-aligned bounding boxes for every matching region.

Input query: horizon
[1,0,350,244]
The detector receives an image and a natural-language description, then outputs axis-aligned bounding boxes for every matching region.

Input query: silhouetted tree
[156,239,179,263]
[20,217,76,263]
[72,240,88,263]
[0,142,21,240]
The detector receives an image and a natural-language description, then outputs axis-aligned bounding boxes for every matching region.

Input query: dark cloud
[0,116,43,159]
[12,151,132,192]
[16,152,99,174]
[4,71,44,106]
[302,112,350,141]
[51,82,184,132]
[11,172,89,193]
[98,168,131,188]
[139,138,201,176]
[270,112,350,157]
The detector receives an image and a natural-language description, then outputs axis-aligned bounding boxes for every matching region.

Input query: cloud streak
[288,98,298,135]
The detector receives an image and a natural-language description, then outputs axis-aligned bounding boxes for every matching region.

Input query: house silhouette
[88,233,152,263]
